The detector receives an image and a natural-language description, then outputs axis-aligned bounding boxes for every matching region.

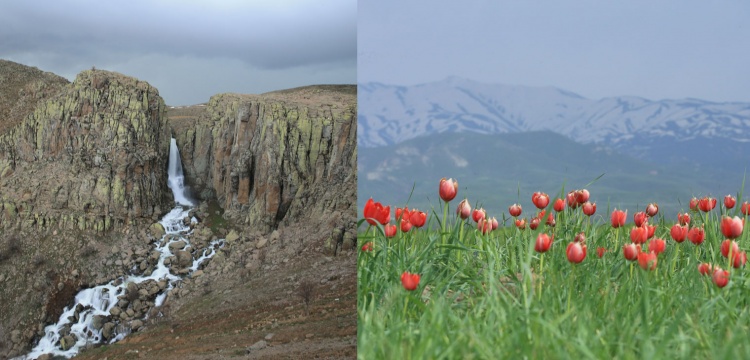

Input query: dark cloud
[0,0,356,104]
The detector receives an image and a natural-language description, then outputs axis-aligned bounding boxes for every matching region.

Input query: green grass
[357,191,750,359]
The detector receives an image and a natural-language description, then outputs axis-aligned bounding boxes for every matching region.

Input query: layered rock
[0,69,172,232]
[170,85,357,233]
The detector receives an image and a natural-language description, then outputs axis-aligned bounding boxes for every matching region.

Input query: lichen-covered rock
[170,85,356,233]
[0,69,172,232]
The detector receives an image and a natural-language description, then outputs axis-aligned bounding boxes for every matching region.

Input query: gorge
[0,60,357,359]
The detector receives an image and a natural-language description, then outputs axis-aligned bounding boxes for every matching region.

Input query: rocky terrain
[0,60,357,359]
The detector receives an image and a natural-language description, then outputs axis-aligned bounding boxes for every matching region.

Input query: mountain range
[357,77,750,221]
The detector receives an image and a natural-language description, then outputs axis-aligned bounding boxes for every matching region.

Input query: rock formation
[0,68,172,232]
[169,85,357,233]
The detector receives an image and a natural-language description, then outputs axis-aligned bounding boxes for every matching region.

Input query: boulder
[149,223,165,238]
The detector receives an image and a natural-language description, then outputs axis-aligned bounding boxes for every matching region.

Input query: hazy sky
[1,0,356,105]
[359,0,750,102]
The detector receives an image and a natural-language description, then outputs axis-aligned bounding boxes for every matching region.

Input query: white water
[167,138,193,207]
[18,139,223,359]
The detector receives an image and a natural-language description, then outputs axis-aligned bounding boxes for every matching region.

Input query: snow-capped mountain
[358,77,750,152]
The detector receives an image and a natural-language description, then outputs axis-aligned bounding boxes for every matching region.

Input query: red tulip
[732,251,747,268]
[638,251,658,271]
[439,178,458,202]
[566,191,579,209]
[697,262,713,276]
[532,192,550,209]
[400,218,412,233]
[670,224,688,243]
[553,198,565,212]
[647,238,666,255]
[456,199,472,220]
[401,271,421,291]
[611,209,627,228]
[509,204,523,217]
[515,218,527,230]
[623,243,640,261]
[582,202,596,216]
[698,197,717,212]
[574,232,586,244]
[689,197,699,211]
[546,213,556,227]
[646,225,656,239]
[712,268,729,288]
[409,210,427,228]
[721,239,740,258]
[364,198,391,226]
[472,208,486,223]
[720,216,744,239]
[537,210,546,219]
[535,233,553,253]
[576,189,590,204]
[630,226,649,245]
[596,247,607,258]
[688,226,705,245]
[361,242,373,252]
[678,213,691,225]
[490,217,499,230]
[633,211,648,227]
[385,224,397,238]
[396,207,410,222]
[742,201,750,216]
[566,242,587,263]
[529,217,541,230]
[477,218,492,234]
[646,203,659,217]
[724,195,736,209]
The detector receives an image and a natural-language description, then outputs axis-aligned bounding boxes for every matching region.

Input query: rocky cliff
[0,69,172,233]
[169,85,357,233]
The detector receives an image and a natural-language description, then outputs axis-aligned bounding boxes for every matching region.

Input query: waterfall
[17,141,224,360]
[167,138,193,206]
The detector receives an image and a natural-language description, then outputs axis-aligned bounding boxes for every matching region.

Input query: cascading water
[18,139,223,360]
[167,138,193,207]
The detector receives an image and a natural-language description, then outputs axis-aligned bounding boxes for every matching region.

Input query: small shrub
[297,280,316,315]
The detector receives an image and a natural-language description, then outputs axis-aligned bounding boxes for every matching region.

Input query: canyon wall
[170,85,357,233]
[0,69,172,233]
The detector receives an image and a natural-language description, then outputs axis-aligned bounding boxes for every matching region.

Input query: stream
[18,138,223,359]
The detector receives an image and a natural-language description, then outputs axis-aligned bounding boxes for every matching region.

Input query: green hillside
[358,131,744,224]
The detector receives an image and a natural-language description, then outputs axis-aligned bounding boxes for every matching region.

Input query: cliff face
[0,69,172,232]
[0,60,69,136]
[170,85,357,233]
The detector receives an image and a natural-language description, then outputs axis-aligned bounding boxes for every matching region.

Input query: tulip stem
[567,264,575,312]
[441,201,449,247]
[538,253,544,301]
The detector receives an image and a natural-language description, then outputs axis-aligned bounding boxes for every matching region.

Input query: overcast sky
[1,0,356,105]
[359,0,750,103]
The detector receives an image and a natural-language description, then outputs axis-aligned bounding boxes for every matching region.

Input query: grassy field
[357,184,750,359]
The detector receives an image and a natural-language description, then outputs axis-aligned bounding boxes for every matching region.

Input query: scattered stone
[91,315,106,331]
[246,340,267,353]
[225,230,240,243]
[11,329,22,343]
[256,237,268,249]
[265,333,274,340]
[109,307,121,317]
[169,240,187,251]
[305,333,314,339]
[192,270,204,278]
[149,223,165,238]
[130,319,143,331]
[102,322,116,339]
